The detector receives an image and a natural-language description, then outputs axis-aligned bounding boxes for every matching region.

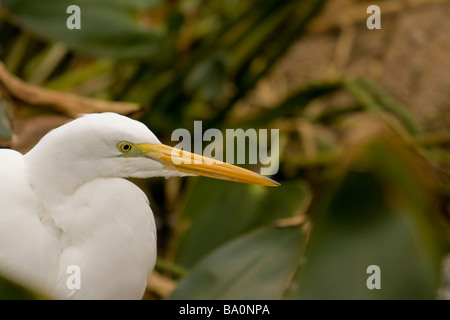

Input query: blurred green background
[0,0,449,299]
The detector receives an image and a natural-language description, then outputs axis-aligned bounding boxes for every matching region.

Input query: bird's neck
[23,150,97,208]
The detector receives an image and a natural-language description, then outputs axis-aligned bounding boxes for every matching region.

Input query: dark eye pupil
[123,144,131,151]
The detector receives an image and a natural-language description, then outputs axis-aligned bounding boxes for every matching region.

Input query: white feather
[0,113,166,299]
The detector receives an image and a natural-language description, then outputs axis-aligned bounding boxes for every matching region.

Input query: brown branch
[146,271,176,299]
[0,60,141,117]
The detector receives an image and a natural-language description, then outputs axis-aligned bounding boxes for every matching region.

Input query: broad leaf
[284,137,445,299]
[170,226,304,299]
[3,0,163,60]
[174,178,309,268]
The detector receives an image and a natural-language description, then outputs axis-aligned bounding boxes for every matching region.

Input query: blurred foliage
[0,102,11,140]
[0,0,450,300]
[174,179,310,268]
[171,226,305,299]
[284,136,444,299]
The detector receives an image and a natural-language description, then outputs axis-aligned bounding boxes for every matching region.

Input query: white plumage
[0,112,277,299]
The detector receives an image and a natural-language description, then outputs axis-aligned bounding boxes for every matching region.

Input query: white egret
[0,112,278,299]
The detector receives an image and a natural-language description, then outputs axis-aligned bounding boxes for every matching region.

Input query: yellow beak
[137,143,279,187]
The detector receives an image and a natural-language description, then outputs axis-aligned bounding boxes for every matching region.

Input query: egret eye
[118,142,133,153]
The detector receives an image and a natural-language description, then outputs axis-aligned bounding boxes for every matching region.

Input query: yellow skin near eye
[117,142,134,153]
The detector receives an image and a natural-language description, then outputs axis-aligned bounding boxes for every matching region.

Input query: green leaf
[174,179,309,268]
[344,78,422,137]
[3,0,163,60]
[184,53,227,101]
[239,80,343,128]
[170,226,305,300]
[284,137,444,299]
[0,104,12,140]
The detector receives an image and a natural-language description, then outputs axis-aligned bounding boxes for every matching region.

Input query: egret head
[24,113,277,199]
